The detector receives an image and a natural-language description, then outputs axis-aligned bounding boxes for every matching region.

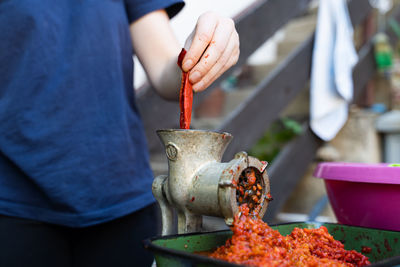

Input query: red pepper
[177,48,193,129]
[209,204,371,267]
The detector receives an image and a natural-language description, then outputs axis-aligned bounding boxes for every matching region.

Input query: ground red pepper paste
[209,205,370,267]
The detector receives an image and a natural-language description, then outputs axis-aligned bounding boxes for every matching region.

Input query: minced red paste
[209,205,370,267]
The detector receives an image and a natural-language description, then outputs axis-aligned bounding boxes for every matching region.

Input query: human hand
[181,12,240,92]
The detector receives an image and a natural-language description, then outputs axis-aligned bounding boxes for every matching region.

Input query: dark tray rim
[143,221,400,267]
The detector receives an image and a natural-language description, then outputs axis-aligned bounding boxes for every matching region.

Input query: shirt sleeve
[124,0,185,23]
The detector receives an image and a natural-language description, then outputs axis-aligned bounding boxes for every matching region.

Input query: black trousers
[0,203,160,267]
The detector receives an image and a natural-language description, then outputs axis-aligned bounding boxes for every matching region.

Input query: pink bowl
[314,162,400,231]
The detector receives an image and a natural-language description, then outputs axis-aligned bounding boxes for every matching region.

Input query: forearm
[155,54,182,100]
[130,10,182,100]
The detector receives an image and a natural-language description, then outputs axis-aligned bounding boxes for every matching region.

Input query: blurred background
[136,0,400,229]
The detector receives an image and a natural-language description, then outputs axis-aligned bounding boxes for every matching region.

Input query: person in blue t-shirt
[0,0,239,266]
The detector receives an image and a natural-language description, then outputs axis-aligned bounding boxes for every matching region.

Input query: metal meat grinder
[152,129,271,235]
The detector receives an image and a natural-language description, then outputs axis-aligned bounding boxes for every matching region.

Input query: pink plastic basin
[314,162,400,231]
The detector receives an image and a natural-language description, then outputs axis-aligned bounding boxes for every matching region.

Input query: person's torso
[0,0,154,227]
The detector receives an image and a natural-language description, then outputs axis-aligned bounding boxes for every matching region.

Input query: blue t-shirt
[0,0,183,227]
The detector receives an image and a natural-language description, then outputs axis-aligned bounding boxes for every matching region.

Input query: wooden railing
[136,0,395,222]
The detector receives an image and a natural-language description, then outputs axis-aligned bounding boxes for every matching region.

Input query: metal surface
[153,129,271,234]
[145,222,400,267]
[152,175,174,236]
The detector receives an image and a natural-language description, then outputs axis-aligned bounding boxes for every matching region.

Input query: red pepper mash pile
[209,205,370,266]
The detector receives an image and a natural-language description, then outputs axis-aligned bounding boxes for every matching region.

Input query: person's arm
[130,9,239,100]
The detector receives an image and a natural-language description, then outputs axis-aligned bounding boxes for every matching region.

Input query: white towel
[310,0,358,141]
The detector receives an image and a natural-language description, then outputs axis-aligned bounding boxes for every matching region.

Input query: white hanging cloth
[310,0,358,141]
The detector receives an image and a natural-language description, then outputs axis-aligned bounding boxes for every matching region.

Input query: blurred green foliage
[248,118,302,163]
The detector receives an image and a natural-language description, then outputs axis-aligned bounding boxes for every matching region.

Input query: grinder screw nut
[165,143,179,161]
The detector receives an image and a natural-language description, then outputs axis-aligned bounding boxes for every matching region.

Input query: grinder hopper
[152,129,271,235]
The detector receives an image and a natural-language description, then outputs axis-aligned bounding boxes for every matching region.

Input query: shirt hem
[0,192,156,227]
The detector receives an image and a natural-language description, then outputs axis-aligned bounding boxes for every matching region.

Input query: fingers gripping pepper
[177,48,193,129]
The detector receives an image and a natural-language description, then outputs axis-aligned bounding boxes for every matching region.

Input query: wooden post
[356,13,376,107]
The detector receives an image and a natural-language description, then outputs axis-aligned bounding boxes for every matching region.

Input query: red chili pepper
[177,48,193,129]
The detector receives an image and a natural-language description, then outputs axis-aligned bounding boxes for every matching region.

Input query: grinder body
[152,129,271,235]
